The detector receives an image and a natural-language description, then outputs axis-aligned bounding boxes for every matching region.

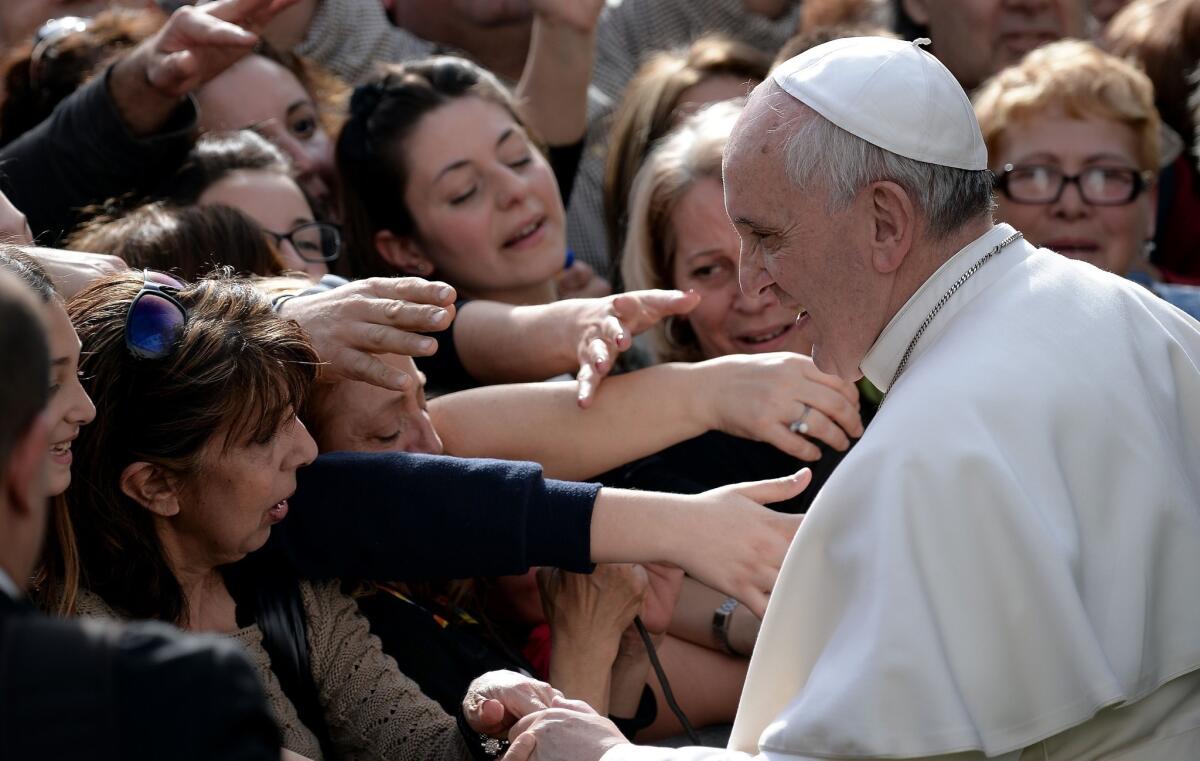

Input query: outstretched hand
[277,277,456,390]
[678,470,811,618]
[573,289,700,407]
[529,0,606,32]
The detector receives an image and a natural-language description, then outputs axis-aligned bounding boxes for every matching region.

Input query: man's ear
[374,230,435,277]
[902,0,931,25]
[5,413,49,519]
[119,462,182,518]
[865,181,915,274]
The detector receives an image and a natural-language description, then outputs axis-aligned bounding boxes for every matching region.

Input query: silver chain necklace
[878,231,1023,409]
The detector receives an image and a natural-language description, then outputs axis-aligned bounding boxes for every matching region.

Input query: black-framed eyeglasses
[995,164,1153,206]
[125,271,189,360]
[265,221,342,263]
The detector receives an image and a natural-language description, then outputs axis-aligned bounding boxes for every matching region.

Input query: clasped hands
[462,671,631,761]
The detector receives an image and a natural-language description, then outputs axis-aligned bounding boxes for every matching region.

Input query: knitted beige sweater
[77,581,473,761]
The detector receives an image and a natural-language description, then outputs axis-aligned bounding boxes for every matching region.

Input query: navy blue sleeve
[272,451,599,580]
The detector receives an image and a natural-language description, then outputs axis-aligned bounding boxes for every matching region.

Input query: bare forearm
[515,15,596,146]
[454,300,577,383]
[430,363,709,480]
[549,638,618,714]
[669,577,758,656]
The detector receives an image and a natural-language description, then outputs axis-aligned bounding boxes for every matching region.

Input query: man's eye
[373,431,401,444]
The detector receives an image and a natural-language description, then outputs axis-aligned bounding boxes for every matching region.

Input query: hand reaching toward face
[277,277,456,390]
[704,352,864,461]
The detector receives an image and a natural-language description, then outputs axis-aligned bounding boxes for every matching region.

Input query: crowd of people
[0,0,1198,759]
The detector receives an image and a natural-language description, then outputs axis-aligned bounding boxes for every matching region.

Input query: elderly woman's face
[670,177,810,359]
[311,354,443,455]
[196,56,335,215]
[172,412,318,567]
[992,110,1155,276]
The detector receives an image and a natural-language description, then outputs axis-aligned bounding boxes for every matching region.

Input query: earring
[1142,240,1157,261]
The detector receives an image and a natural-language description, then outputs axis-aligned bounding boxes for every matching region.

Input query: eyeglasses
[995,164,1153,206]
[125,271,189,360]
[264,221,342,263]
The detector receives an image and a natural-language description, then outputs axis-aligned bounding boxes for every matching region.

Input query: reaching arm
[452,290,700,404]
[430,353,863,481]
[515,0,604,147]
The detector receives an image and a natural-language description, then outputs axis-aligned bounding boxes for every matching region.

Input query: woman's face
[669,177,811,359]
[992,110,1156,276]
[398,96,566,300]
[43,298,95,496]
[198,169,329,280]
[195,55,335,215]
[172,412,318,567]
[311,354,442,455]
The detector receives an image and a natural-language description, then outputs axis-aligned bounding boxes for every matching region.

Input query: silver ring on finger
[789,404,813,436]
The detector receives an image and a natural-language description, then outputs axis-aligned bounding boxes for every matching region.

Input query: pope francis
[502,37,1200,761]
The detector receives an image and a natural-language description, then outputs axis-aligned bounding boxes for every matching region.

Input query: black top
[0,66,196,245]
[601,431,852,514]
[0,593,279,761]
[272,451,600,581]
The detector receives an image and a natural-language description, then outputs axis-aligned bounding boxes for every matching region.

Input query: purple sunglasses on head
[125,271,188,360]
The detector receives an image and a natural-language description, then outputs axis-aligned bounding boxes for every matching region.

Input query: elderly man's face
[723,101,879,380]
[902,0,1087,91]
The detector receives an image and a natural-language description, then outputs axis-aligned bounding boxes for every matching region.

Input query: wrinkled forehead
[723,83,802,199]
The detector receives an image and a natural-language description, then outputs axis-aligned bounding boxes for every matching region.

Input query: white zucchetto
[772,37,988,171]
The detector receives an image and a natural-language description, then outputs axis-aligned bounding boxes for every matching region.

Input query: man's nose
[738,248,774,299]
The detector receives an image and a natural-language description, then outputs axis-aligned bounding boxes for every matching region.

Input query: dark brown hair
[60,272,318,624]
[67,202,287,281]
[156,129,294,206]
[0,9,160,147]
[602,36,770,276]
[335,56,527,280]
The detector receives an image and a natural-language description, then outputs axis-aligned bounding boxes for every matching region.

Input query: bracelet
[712,596,740,656]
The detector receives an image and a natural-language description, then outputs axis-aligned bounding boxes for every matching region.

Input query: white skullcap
[771,37,987,171]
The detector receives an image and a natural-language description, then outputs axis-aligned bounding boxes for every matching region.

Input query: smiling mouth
[503,218,545,248]
[737,323,793,345]
[1049,242,1101,258]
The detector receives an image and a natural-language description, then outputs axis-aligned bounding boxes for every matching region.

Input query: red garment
[1155,155,1200,284]
[521,623,553,681]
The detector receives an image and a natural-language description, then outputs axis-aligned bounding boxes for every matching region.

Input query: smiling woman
[336,56,582,305]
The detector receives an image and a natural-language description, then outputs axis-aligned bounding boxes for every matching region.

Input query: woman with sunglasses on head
[50,268,508,760]
[975,39,1200,319]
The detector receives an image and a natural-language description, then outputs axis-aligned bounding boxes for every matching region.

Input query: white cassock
[605,223,1200,760]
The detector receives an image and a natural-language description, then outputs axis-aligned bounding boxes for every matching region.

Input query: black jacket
[0,67,195,246]
[0,592,279,760]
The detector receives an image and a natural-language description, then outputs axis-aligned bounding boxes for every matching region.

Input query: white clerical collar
[0,568,21,600]
[860,223,1023,391]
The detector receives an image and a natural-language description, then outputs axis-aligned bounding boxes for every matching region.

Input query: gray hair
[781,103,995,238]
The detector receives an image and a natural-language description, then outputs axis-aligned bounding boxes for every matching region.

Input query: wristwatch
[712,596,740,656]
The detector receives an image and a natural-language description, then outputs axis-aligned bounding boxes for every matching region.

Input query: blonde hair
[603,36,769,262]
[621,100,743,363]
[973,39,1161,172]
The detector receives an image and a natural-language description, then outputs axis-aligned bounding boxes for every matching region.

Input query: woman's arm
[430,353,863,480]
[667,577,759,658]
[514,0,604,147]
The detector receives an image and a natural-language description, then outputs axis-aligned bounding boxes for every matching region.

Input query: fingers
[357,276,457,308]
[761,425,823,462]
[600,314,628,351]
[799,383,863,442]
[379,297,453,334]
[736,586,771,619]
[505,732,535,761]
[341,320,438,358]
[613,290,700,331]
[792,407,851,453]
[731,469,813,506]
[463,697,507,735]
[336,348,412,391]
[575,362,600,408]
